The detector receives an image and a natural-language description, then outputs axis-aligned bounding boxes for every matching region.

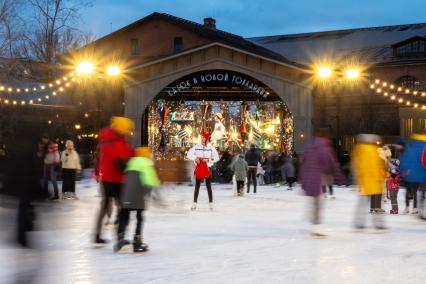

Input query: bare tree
[24,0,92,63]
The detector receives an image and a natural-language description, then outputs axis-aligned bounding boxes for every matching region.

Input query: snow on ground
[1,180,426,284]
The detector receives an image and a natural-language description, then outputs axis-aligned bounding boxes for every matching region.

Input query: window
[395,75,423,91]
[394,39,426,58]
[174,37,183,53]
[130,38,140,55]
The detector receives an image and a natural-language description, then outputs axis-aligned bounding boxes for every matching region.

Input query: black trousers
[117,208,144,238]
[389,190,399,211]
[286,177,296,188]
[370,194,382,209]
[95,182,121,235]
[247,167,257,193]
[62,169,76,193]
[406,183,418,208]
[236,180,245,194]
[194,178,213,203]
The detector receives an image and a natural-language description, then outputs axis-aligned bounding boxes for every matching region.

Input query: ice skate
[411,208,419,214]
[403,207,409,214]
[62,192,69,200]
[330,195,336,200]
[113,234,131,253]
[94,234,108,245]
[311,225,327,238]
[209,202,214,211]
[190,203,197,211]
[133,236,149,252]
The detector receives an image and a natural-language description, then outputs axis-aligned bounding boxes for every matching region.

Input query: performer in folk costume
[186,131,220,211]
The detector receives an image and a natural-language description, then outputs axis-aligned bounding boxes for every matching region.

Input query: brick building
[71,12,426,160]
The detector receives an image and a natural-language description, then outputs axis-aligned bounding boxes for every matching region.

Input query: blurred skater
[352,134,387,230]
[114,147,160,253]
[300,128,338,237]
[94,117,134,244]
[400,133,426,217]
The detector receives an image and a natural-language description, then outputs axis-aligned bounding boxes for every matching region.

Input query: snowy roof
[248,23,426,65]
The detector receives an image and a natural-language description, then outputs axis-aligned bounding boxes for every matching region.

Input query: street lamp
[345,69,360,80]
[317,67,332,79]
[106,65,121,76]
[77,62,94,75]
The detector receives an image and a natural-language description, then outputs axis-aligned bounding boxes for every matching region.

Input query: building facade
[72,13,426,161]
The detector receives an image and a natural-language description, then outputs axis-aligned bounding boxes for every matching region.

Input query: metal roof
[248,23,426,65]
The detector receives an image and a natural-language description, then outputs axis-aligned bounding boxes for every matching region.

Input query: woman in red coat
[94,117,134,244]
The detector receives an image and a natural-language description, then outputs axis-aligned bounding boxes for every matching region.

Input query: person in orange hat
[94,116,135,244]
[186,131,219,211]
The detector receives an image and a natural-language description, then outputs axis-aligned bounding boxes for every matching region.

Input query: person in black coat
[245,144,261,193]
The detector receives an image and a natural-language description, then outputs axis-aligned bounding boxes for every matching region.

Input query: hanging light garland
[0,72,79,106]
[369,78,426,111]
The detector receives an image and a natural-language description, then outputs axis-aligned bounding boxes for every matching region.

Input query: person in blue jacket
[399,133,426,218]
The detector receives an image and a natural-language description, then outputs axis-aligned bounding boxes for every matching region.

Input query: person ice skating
[300,128,338,237]
[114,147,160,253]
[387,162,400,214]
[44,142,60,200]
[245,144,261,193]
[352,134,387,230]
[187,131,219,211]
[61,140,81,200]
[399,133,426,216]
[231,154,248,196]
[94,116,134,244]
[379,145,392,203]
[281,155,296,190]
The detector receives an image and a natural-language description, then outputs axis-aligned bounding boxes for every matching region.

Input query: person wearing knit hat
[43,142,60,200]
[94,116,135,244]
[352,134,387,230]
[61,140,81,200]
[186,131,219,211]
[114,147,160,253]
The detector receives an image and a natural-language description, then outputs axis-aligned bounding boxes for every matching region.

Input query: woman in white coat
[186,132,219,211]
[61,140,81,200]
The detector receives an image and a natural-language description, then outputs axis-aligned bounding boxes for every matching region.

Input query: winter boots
[390,209,398,214]
[191,203,197,211]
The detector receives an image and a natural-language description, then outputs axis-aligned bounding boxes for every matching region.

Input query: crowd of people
[3,115,426,258]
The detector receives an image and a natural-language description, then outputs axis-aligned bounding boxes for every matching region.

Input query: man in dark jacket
[94,117,134,244]
[245,144,261,193]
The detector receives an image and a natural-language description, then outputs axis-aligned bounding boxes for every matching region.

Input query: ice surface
[1,180,426,284]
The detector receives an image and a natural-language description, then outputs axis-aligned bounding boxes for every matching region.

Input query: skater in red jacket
[94,116,134,244]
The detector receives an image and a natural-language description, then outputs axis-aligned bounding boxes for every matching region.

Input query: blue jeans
[43,165,59,196]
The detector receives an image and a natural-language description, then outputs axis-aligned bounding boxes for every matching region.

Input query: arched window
[394,75,423,91]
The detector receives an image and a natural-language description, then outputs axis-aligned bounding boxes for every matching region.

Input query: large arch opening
[141,69,294,182]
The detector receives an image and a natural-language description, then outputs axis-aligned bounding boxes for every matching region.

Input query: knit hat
[110,116,134,135]
[202,131,211,142]
[48,143,58,152]
[355,134,381,144]
[65,140,74,149]
[135,147,153,159]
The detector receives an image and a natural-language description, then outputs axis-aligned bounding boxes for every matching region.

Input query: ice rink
[1,181,426,284]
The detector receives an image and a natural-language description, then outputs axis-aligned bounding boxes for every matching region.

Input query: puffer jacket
[96,128,134,183]
[400,134,426,184]
[232,157,248,181]
[121,157,161,209]
[245,148,261,167]
[61,149,81,170]
[352,143,386,195]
